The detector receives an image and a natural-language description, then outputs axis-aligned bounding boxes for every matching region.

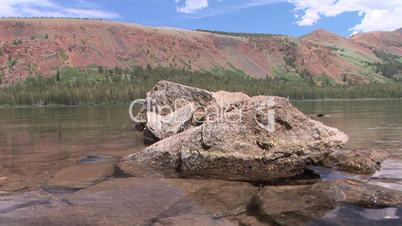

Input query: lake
[0,100,401,225]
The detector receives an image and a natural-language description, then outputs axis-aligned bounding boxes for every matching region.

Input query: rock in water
[320,149,390,174]
[255,184,337,226]
[121,81,349,181]
[254,179,402,225]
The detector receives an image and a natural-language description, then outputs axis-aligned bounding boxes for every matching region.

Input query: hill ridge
[0,19,401,86]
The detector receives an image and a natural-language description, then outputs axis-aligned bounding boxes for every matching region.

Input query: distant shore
[1,98,401,109]
[1,67,402,106]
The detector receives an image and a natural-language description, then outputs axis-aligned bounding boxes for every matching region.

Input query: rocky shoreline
[116,81,402,225]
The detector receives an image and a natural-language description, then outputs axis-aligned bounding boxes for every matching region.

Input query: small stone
[320,149,390,174]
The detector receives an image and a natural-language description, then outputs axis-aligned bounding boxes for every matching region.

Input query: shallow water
[293,99,402,157]
[0,105,145,191]
[295,100,402,196]
[0,100,401,225]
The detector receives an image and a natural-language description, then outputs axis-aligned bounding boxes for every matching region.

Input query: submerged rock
[326,179,402,207]
[185,182,258,218]
[0,177,7,186]
[320,149,390,174]
[1,177,260,226]
[46,155,118,190]
[149,179,258,226]
[151,214,235,226]
[122,81,349,182]
[255,184,337,226]
[254,179,402,225]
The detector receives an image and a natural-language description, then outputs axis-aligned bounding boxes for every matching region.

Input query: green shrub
[282,41,298,68]
[58,49,69,61]
[373,50,402,80]
[315,74,335,87]
[7,59,16,72]
[12,39,23,45]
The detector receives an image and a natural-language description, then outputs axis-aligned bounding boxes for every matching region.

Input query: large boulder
[122,81,349,181]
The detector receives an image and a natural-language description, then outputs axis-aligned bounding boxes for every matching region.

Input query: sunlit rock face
[121,81,349,181]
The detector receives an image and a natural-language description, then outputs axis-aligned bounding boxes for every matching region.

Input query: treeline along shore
[0,66,401,106]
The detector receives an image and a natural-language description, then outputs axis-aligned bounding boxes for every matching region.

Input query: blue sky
[1,0,402,37]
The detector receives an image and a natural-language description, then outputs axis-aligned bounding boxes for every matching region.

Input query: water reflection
[310,204,402,225]
[294,99,402,157]
[296,100,402,194]
[0,105,144,191]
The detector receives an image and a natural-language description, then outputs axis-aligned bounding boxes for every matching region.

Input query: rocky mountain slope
[351,28,402,56]
[0,18,401,86]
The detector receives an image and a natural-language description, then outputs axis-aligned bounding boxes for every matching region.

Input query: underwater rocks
[254,179,402,225]
[46,154,118,191]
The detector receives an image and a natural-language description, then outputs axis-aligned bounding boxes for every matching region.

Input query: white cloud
[289,0,402,33]
[176,0,209,13]
[176,0,284,17]
[0,0,119,19]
